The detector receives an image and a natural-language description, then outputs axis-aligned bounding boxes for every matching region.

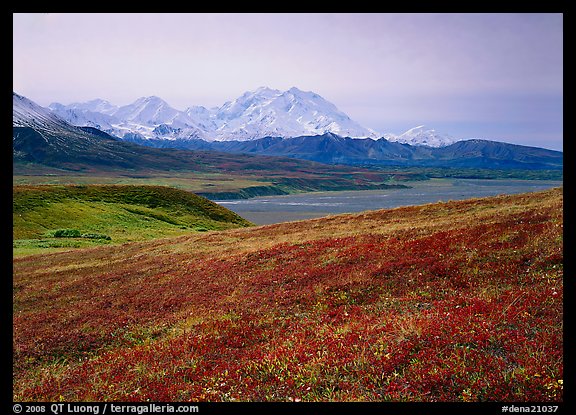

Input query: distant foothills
[13,91,563,171]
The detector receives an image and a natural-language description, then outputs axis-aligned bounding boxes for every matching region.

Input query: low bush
[45,229,111,240]
[46,229,81,238]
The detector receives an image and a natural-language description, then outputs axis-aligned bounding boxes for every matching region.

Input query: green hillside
[13,184,253,256]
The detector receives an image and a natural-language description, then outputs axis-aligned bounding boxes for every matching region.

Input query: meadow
[13,184,252,256]
[12,187,563,402]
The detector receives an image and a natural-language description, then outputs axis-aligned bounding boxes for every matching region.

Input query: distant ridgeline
[14,91,562,172]
[124,133,563,171]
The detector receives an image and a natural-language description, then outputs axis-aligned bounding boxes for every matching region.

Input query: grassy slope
[13,187,563,402]
[13,184,252,256]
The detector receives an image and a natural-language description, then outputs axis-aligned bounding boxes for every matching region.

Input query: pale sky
[13,13,563,150]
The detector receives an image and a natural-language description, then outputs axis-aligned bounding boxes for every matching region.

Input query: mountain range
[14,91,563,171]
[133,133,563,170]
[48,86,457,147]
[13,91,264,171]
[13,92,418,199]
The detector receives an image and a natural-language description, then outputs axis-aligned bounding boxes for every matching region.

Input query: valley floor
[13,188,563,402]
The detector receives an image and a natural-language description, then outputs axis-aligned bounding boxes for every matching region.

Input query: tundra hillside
[13,187,563,402]
[13,184,252,256]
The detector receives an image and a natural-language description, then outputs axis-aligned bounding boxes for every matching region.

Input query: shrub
[47,229,82,238]
[45,229,112,240]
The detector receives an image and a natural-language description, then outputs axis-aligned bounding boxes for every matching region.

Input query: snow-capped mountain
[54,98,119,115]
[14,92,563,171]
[387,125,457,148]
[48,102,119,132]
[113,96,179,125]
[212,87,380,141]
[48,87,381,143]
[14,92,75,132]
[47,88,463,147]
[49,96,207,141]
[13,92,126,166]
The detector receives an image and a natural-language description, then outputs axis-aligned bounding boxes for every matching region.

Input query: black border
[9,6,570,415]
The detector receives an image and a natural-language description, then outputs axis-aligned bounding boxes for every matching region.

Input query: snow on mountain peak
[216,87,281,122]
[286,87,319,99]
[133,96,168,107]
[255,86,281,95]
[13,92,69,130]
[388,125,457,148]
[112,96,181,126]
[45,87,382,141]
[43,88,459,146]
[209,86,380,141]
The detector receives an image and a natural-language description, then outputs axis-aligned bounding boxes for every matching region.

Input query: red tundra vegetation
[13,187,563,402]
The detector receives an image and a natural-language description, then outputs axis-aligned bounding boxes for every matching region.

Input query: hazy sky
[13,13,563,150]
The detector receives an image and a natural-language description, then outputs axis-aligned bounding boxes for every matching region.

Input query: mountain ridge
[47,87,456,146]
[14,92,562,171]
[14,92,415,200]
[122,132,563,170]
